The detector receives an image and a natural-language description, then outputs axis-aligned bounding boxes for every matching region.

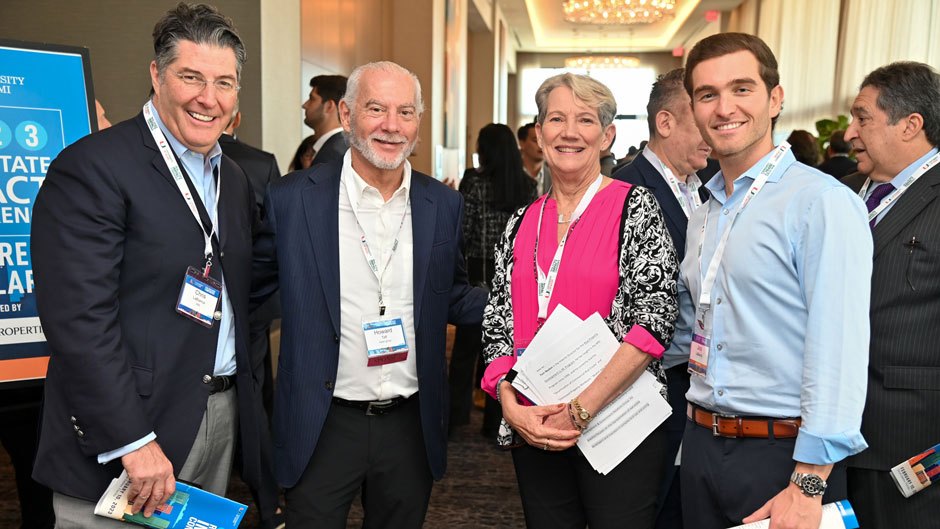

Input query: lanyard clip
[203,254,213,277]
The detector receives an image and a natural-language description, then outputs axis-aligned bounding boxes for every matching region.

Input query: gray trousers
[53,389,238,528]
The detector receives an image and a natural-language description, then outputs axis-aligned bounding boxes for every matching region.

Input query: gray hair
[535,73,616,128]
[343,61,424,114]
[646,68,687,137]
[152,3,246,81]
[860,61,940,147]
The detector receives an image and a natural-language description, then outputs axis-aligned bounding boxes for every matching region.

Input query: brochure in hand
[94,470,247,528]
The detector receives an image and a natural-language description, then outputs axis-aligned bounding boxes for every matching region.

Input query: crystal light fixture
[565,56,641,69]
[562,0,677,25]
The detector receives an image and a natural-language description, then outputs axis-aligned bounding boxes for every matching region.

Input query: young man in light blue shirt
[665,33,873,529]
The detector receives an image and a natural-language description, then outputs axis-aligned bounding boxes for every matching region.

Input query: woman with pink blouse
[481,73,679,529]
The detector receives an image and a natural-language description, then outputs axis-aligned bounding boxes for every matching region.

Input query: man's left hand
[742,483,822,529]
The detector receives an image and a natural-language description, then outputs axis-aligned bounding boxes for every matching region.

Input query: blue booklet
[94,470,247,528]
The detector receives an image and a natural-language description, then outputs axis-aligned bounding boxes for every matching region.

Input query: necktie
[865,183,894,229]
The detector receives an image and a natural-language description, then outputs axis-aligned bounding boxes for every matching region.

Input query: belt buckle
[712,412,737,437]
[365,399,393,416]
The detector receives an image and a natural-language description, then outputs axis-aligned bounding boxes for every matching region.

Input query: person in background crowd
[252,61,486,529]
[449,123,537,439]
[613,66,712,529]
[667,32,872,529]
[31,4,262,526]
[842,61,940,529]
[219,108,284,529]
[818,130,858,179]
[599,133,616,176]
[302,74,349,166]
[288,134,317,172]
[786,129,821,167]
[518,121,551,194]
[95,99,112,129]
[482,72,678,529]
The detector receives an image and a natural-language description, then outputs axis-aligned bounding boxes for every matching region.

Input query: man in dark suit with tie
[612,67,711,529]
[30,4,261,526]
[253,61,486,528]
[842,61,940,528]
[302,74,349,166]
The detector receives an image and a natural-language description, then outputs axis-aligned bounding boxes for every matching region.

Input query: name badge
[362,313,409,367]
[689,333,710,377]
[177,266,222,328]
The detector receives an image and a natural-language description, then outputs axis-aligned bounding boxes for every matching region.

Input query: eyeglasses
[170,68,240,94]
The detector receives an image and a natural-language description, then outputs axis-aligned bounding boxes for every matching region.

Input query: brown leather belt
[687,403,801,439]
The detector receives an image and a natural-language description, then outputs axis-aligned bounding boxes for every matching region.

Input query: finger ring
[544,440,549,450]
[139,495,149,499]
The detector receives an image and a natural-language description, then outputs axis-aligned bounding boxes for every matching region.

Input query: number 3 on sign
[15,121,47,151]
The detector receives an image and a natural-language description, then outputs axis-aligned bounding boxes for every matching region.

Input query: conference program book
[94,470,247,528]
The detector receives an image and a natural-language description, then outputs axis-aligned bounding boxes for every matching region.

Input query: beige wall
[300,0,445,176]
[0,1,265,147]
[262,0,302,169]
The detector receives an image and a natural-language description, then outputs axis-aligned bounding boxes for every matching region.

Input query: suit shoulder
[415,170,461,200]
[612,159,647,184]
[271,162,339,195]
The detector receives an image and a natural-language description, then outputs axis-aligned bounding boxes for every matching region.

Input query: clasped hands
[499,381,581,451]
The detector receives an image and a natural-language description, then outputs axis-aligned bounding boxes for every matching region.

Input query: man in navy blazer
[612,68,711,529]
[31,4,261,526]
[253,61,486,528]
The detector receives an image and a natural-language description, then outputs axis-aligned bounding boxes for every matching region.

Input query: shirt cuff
[792,428,869,465]
[623,325,665,359]
[481,356,516,401]
[97,432,157,464]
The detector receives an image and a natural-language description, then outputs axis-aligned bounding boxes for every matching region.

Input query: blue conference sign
[0,40,96,384]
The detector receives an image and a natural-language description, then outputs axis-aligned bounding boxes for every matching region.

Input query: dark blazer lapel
[410,175,436,326]
[138,113,217,243]
[216,159,238,250]
[635,154,688,241]
[303,166,342,334]
[873,165,940,258]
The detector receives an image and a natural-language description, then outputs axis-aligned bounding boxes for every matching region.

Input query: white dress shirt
[311,127,345,160]
[335,151,419,401]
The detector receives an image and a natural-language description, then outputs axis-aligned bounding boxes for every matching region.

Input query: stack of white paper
[510,306,672,474]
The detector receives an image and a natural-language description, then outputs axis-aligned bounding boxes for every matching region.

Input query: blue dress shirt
[865,147,939,225]
[97,104,235,464]
[664,149,873,465]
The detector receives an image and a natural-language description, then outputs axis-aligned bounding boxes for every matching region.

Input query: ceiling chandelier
[562,0,677,25]
[565,56,641,69]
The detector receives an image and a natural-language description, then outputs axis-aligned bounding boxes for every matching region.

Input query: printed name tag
[362,314,409,366]
[176,266,222,328]
[689,333,710,377]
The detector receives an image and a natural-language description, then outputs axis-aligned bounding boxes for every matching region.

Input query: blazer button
[325,381,334,390]
[73,424,80,431]
[333,334,339,344]
[203,374,212,384]
[220,251,225,258]
[70,416,78,424]
[77,430,85,438]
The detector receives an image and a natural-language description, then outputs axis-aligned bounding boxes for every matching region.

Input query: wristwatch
[790,472,828,497]
[571,397,593,424]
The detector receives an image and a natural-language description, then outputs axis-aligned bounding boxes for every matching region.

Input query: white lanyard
[343,172,409,314]
[697,143,791,312]
[858,151,940,222]
[143,101,220,266]
[534,174,604,320]
[657,160,703,219]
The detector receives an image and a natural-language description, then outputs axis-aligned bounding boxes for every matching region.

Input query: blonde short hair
[535,73,616,128]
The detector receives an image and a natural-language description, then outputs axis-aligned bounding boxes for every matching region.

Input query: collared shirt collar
[642,146,704,186]
[312,127,345,153]
[341,149,412,210]
[705,147,795,204]
[148,100,223,170]
[887,147,939,191]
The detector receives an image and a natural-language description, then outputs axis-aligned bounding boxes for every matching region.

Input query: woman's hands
[499,380,580,451]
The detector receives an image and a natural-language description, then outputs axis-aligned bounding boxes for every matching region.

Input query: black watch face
[802,475,826,496]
